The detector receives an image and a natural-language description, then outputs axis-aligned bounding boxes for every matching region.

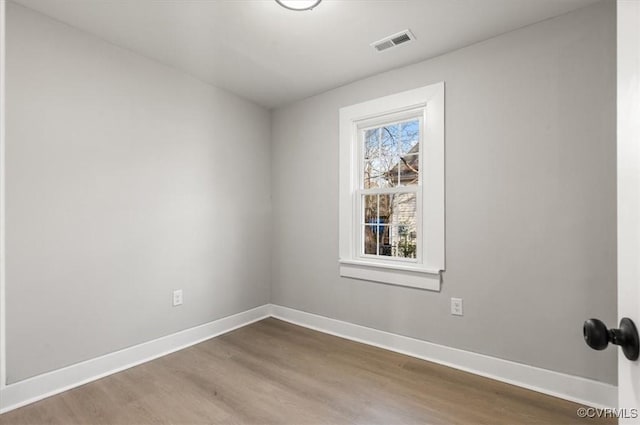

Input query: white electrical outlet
[451,297,463,316]
[173,289,183,307]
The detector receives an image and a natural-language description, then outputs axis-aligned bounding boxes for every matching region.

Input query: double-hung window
[339,83,445,291]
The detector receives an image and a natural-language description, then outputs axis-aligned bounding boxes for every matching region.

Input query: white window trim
[339,82,445,291]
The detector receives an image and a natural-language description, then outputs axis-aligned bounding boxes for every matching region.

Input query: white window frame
[339,82,445,291]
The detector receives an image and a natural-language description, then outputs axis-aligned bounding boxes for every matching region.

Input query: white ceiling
[13,0,599,108]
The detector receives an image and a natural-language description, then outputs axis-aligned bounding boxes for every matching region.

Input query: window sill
[339,259,441,291]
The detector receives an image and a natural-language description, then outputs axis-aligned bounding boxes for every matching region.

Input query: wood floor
[0,318,614,425]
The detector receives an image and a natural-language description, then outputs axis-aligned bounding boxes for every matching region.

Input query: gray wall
[5,3,271,383]
[271,0,617,385]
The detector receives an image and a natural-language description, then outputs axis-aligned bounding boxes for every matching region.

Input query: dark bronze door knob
[583,317,639,361]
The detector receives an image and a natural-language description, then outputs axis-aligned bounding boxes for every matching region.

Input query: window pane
[379,225,392,256]
[399,154,419,186]
[381,124,399,156]
[363,225,377,255]
[391,193,417,228]
[365,157,393,188]
[364,160,375,189]
[380,125,399,187]
[364,128,379,158]
[368,155,396,188]
[400,120,420,155]
[363,194,377,224]
[379,155,399,187]
[378,194,392,224]
[390,193,417,258]
[392,225,417,258]
[364,129,380,189]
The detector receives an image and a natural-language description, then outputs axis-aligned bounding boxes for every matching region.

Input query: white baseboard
[0,303,617,415]
[270,304,617,410]
[0,304,271,414]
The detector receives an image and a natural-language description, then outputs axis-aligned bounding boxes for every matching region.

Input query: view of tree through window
[362,119,420,258]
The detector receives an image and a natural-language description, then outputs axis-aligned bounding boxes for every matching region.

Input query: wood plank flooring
[0,318,614,425]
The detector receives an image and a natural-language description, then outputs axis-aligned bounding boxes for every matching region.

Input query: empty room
[0,0,638,424]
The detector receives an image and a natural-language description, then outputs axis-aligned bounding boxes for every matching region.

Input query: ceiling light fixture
[276,0,321,11]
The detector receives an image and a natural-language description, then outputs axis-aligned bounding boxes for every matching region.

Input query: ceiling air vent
[371,30,415,52]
